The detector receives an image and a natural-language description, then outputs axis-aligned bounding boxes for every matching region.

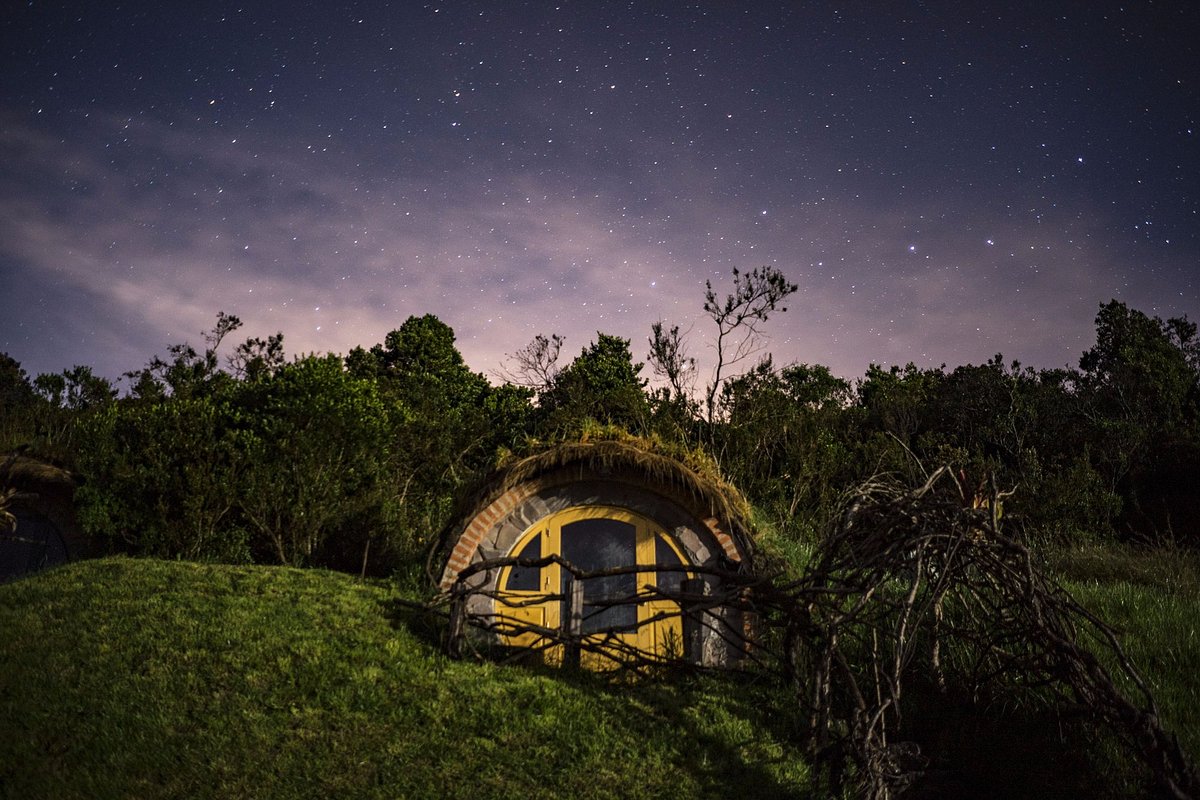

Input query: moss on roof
[439,426,756,567]
[1,455,76,488]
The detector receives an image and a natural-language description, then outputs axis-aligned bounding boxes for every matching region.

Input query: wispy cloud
[1,108,1193,389]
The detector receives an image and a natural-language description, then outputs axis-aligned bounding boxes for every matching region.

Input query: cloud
[1,107,1194,390]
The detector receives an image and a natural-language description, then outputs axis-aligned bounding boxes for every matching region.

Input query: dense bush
[50,315,532,574]
[2,297,1198,574]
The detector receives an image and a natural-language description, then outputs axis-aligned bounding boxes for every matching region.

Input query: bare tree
[701,266,797,424]
[497,333,564,395]
[647,321,697,402]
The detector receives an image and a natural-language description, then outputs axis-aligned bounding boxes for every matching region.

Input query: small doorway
[497,505,691,664]
[0,509,69,583]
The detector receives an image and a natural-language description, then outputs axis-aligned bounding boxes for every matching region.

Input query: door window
[496,506,692,662]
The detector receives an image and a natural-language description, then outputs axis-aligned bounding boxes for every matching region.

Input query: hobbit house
[437,438,756,668]
[1,456,89,583]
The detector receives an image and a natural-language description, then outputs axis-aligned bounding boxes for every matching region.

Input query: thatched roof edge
[1,455,77,488]
[438,438,756,563]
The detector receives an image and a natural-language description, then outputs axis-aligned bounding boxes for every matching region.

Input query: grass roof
[1,454,76,488]
[439,427,756,567]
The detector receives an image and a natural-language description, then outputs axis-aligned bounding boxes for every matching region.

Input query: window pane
[505,534,541,591]
[561,518,637,633]
[655,534,685,595]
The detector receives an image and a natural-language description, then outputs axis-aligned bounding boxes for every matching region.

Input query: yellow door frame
[496,505,691,664]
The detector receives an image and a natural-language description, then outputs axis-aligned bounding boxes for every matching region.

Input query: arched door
[497,506,691,664]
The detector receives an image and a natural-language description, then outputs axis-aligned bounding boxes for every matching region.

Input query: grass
[1053,544,1200,764]
[2,547,1197,799]
[0,557,810,800]
[904,544,1200,799]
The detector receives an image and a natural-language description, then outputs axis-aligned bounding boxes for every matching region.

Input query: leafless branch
[495,333,564,394]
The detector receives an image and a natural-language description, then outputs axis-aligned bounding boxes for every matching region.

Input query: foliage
[71,316,257,563]
[359,313,489,406]
[352,314,534,563]
[2,362,119,459]
[232,354,392,567]
[715,357,854,538]
[74,392,250,562]
[1076,301,1200,541]
[537,332,650,435]
[123,311,244,401]
[32,364,117,412]
[1079,301,1199,435]
[0,353,42,452]
[228,331,287,381]
[69,313,533,575]
[857,362,944,453]
[12,295,1200,574]
[700,266,798,425]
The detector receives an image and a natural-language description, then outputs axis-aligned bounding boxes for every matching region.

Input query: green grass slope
[0,558,809,800]
[1054,546,1200,762]
[3,551,1197,799]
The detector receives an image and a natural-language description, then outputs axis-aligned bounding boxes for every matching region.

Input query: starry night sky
[2,2,1197,386]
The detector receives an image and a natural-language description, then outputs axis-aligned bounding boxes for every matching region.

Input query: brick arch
[439,467,746,592]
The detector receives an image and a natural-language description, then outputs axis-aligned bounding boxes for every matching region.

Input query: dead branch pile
[433,466,1197,799]
[759,466,1198,799]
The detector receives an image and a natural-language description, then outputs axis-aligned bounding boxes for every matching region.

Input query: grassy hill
[2,553,1197,799]
[0,558,808,800]
[1053,546,1200,761]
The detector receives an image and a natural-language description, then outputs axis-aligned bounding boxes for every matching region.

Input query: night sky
[2,2,1197,388]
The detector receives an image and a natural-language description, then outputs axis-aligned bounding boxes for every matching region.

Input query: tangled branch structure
[436,467,1197,799]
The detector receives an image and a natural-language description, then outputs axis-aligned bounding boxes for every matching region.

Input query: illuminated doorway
[496,506,691,664]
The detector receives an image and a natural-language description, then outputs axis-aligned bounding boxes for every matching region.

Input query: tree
[32,365,116,412]
[228,332,286,382]
[857,362,944,447]
[367,313,489,407]
[234,354,391,567]
[779,361,854,411]
[716,357,854,537]
[647,321,697,404]
[645,322,700,442]
[701,266,797,424]
[1079,300,1198,442]
[500,333,564,395]
[25,365,117,458]
[0,354,42,451]
[538,333,650,434]
[1077,300,1200,540]
[351,315,534,561]
[74,389,249,562]
[125,311,244,400]
[926,356,1041,480]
